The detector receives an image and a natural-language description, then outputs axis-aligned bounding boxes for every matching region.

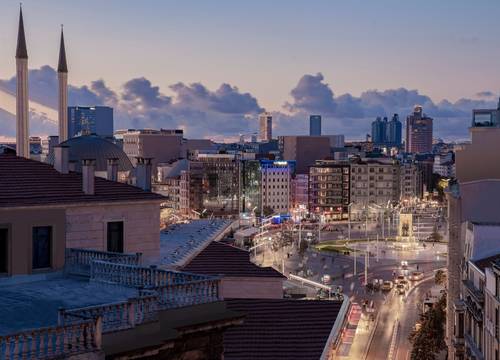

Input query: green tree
[262,206,274,217]
[409,293,447,360]
[435,269,446,286]
[429,225,443,243]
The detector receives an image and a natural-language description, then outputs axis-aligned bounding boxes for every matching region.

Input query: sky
[0,0,499,141]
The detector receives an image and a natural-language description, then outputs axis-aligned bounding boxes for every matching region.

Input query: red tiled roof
[0,154,164,207]
[181,241,285,278]
[224,298,343,360]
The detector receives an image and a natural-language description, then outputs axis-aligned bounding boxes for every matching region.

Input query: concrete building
[280,135,331,174]
[447,123,500,359]
[309,115,322,136]
[350,157,400,209]
[180,154,241,217]
[309,160,350,221]
[292,173,309,209]
[484,260,500,360]
[400,161,423,200]
[122,129,183,168]
[68,106,113,139]
[434,151,456,178]
[241,159,294,216]
[259,112,272,142]
[406,105,433,154]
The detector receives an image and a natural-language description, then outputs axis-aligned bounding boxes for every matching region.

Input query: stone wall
[66,202,160,264]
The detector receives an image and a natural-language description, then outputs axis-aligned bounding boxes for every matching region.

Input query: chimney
[82,159,95,195]
[53,145,69,174]
[107,158,119,182]
[136,157,152,191]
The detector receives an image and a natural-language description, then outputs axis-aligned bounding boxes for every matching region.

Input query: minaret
[58,25,68,142]
[16,5,29,158]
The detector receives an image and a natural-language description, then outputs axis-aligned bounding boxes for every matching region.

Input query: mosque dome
[48,135,133,172]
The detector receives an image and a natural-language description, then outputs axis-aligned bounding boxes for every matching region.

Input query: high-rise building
[387,114,402,147]
[309,115,322,136]
[405,105,433,153]
[259,112,272,141]
[371,114,402,148]
[67,106,113,139]
[371,117,387,145]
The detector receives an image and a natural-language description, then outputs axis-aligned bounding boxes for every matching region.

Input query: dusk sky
[1,0,500,140]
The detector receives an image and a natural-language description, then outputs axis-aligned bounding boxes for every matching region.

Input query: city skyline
[0,1,500,141]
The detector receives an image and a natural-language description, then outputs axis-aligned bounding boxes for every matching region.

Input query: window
[107,222,124,253]
[0,229,7,273]
[32,226,52,269]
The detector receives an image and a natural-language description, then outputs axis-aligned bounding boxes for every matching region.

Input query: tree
[429,225,443,243]
[262,206,274,217]
[409,293,447,360]
[435,269,446,286]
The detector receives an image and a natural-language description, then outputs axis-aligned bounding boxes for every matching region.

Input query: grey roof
[47,135,133,172]
[57,27,68,73]
[16,7,28,59]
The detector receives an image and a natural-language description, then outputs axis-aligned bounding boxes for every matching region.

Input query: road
[365,277,435,360]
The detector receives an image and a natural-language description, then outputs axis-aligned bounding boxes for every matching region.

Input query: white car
[396,274,406,283]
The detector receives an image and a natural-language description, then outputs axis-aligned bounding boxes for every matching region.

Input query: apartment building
[308,160,350,221]
[350,157,400,209]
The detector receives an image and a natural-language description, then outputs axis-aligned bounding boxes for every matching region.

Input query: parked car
[381,281,394,291]
[409,271,424,281]
[396,283,406,295]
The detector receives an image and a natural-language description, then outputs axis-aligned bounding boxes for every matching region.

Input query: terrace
[0,248,222,359]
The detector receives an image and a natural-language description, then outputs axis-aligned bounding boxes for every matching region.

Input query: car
[396,284,406,295]
[396,274,406,283]
[401,260,409,270]
[381,281,393,291]
[410,271,424,281]
[399,279,409,289]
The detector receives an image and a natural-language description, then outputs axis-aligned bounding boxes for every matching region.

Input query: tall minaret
[16,5,29,158]
[57,26,68,142]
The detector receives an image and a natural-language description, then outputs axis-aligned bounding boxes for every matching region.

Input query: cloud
[0,67,497,141]
[476,91,496,98]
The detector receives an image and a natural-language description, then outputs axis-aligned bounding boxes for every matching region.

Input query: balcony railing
[57,260,222,333]
[0,318,101,360]
[90,260,210,288]
[60,294,158,333]
[65,248,142,277]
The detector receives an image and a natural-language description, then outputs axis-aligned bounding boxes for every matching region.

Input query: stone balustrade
[65,248,142,277]
[60,294,159,333]
[90,260,209,288]
[0,318,101,360]
[155,278,220,309]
